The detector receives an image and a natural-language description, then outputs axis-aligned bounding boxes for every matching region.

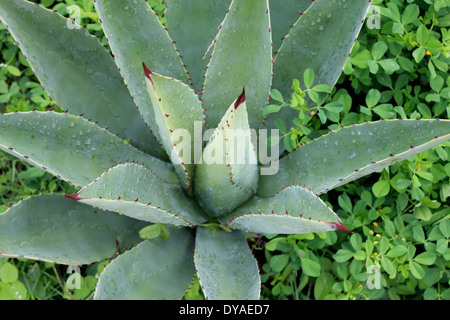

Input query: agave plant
[0,0,449,300]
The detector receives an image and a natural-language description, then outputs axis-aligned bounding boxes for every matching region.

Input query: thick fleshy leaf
[272,0,370,97]
[71,163,207,227]
[202,0,272,131]
[195,91,259,218]
[194,227,260,300]
[93,0,190,146]
[0,194,146,265]
[266,0,371,136]
[165,0,232,94]
[258,119,450,197]
[0,0,164,158]
[143,65,203,195]
[269,0,313,53]
[221,185,348,234]
[94,227,195,300]
[0,111,178,187]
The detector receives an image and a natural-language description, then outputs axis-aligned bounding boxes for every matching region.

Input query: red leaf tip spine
[234,87,246,110]
[64,193,81,201]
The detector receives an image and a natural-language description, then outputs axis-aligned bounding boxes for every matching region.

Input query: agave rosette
[0,0,449,300]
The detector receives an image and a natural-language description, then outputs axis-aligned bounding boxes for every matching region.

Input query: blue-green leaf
[202,0,272,131]
[0,111,177,187]
[0,194,146,265]
[194,228,260,300]
[165,0,232,94]
[258,120,450,197]
[0,0,164,158]
[94,227,195,300]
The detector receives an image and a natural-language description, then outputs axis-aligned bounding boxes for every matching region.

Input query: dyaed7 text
[179,304,269,317]
[223,304,269,315]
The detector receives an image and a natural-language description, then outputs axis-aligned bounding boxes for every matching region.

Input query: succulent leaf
[165,0,232,94]
[258,119,450,197]
[0,111,178,187]
[273,0,371,95]
[72,163,207,227]
[266,0,371,134]
[0,194,147,265]
[93,0,191,147]
[0,0,449,301]
[143,64,203,195]
[195,91,259,217]
[94,227,195,300]
[269,0,313,53]
[202,0,272,131]
[0,0,165,158]
[194,227,260,300]
[221,185,348,234]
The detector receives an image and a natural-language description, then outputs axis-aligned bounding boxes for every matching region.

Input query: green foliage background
[0,0,448,300]
[260,0,450,300]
